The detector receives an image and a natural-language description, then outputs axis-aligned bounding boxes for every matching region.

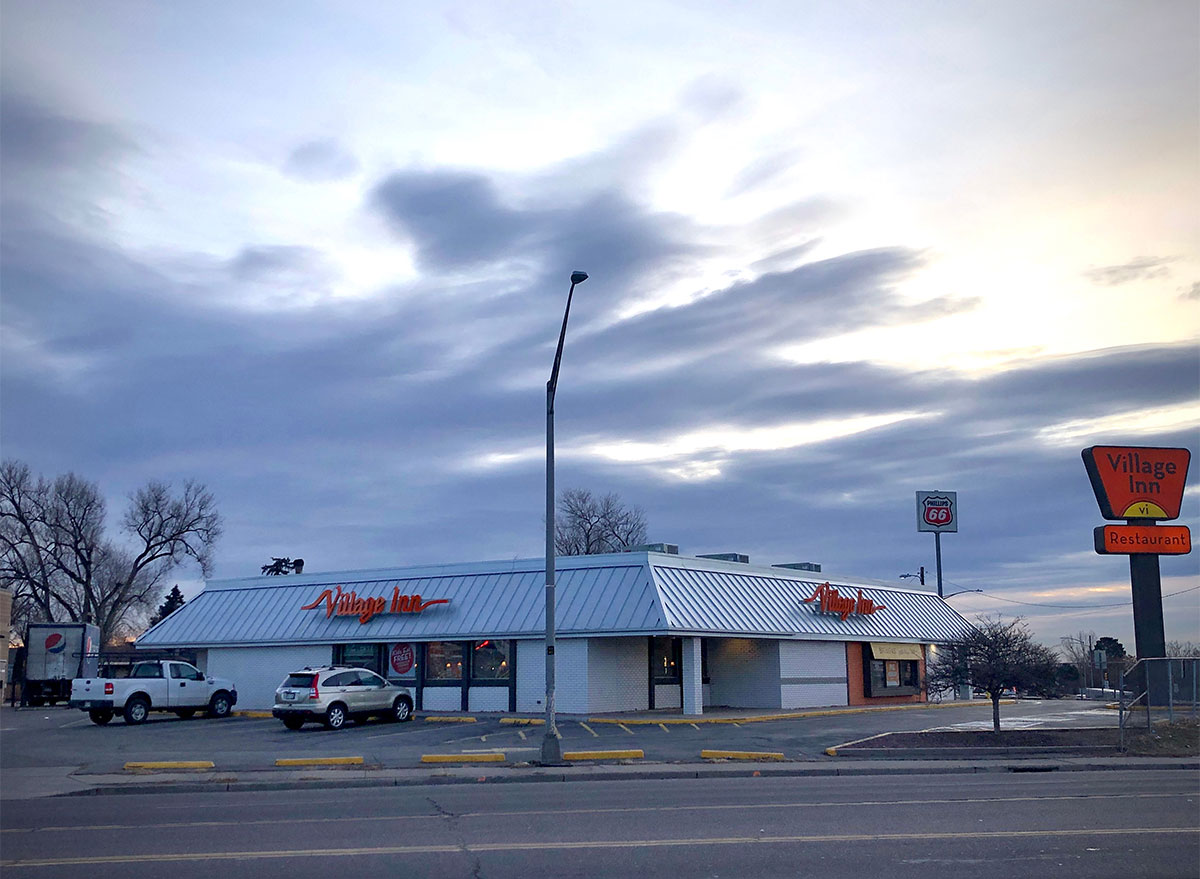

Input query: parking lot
[0,699,1119,774]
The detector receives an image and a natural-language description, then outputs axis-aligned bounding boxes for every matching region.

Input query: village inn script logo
[301,584,450,624]
[802,582,886,621]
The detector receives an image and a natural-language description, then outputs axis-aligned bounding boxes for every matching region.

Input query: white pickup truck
[69,659,238,725]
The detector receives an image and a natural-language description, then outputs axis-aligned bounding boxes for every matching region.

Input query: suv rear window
[283,673,316,687]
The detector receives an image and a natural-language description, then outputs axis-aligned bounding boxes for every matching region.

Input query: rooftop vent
[697,552,750,564]
[773,562,821,573]
[625,543,679,555]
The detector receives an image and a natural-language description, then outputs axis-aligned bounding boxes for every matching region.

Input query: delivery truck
[23,622,100,706]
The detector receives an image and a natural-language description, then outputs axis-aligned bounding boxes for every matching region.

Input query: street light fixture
[543,269,587,765]
[944,588,983,599]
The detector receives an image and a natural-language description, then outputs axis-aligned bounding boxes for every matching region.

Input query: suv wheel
[392,697,413,722]
[324,703,347,730]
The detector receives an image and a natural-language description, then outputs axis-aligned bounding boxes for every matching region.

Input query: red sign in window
[389,643,415,675]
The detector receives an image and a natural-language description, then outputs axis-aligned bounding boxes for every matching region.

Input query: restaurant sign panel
[1082,445,1190,520]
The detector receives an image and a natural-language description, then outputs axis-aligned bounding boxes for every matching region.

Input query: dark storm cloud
[568,248,976,374]
[371,170,549,271]
[1083,256,1176,286]
[0,94,135,171]
[282,138,360,182]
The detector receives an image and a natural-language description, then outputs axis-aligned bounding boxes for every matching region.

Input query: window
[865,646,920,696]
[284,673,315,688]
[130,662,163,679]
[170,664,204,681]
[323,672,356,688]
[425,642,464,682]
[471,640,510,681]
[651,637,681,684]
[354,670,387,688]
[338,643,382,675]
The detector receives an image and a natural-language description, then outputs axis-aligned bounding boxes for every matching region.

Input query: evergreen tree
[151,585,186,625]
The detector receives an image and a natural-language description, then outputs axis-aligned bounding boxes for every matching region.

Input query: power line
[960,585,1200,610]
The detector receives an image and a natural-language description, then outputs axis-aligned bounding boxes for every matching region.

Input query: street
[2,770,1196,877]
[0,699,1121,774]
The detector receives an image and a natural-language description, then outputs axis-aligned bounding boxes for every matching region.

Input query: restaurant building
[137,550,973,712]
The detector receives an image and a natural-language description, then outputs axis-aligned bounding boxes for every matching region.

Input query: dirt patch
[846,721,1199,757]
[858,728,1118,749]
[1121,718,1200,757]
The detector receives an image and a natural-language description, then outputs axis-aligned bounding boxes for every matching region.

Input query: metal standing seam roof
[137,553,973,649]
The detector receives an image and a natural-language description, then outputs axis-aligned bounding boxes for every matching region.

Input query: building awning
[869,642,923,660]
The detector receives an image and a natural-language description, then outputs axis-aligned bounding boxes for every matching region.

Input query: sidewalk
[4,755,1197,801]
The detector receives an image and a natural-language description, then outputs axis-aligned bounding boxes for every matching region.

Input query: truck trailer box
[24,623,100,703]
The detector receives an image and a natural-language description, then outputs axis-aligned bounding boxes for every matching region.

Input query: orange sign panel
[1093,525,1192,555]
[1082,446,1190,520]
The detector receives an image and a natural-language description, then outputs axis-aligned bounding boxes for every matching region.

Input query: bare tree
[554,488,648,556]
[928,616,1060,731]
[0,460,221,644]
[1059,630,1097,687]
[1167,640,1200,657]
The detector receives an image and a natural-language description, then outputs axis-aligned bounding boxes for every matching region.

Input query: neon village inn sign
[802,582,886,621]
[301,584,450,624]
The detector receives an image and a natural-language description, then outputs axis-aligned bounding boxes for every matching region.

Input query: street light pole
[543,270,587,765]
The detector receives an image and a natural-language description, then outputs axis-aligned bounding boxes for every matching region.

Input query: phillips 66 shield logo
[916,491,957,532]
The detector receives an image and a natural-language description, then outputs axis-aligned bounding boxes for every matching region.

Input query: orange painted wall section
[845,642,926,706]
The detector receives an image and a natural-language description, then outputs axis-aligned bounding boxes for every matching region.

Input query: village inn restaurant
[137,550,974,713]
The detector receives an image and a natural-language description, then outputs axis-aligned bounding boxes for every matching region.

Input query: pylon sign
[1082,445,1190,520]
[916,491,957,532]
[1082,444,1192,672]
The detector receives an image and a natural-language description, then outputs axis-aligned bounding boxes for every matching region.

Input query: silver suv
[272,666,414,730]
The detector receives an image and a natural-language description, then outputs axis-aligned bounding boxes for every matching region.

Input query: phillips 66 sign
[916,491,958,532]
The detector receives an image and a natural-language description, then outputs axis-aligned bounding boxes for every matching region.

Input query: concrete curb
[53,757,1200,797]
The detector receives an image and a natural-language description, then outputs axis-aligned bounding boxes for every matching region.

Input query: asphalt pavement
[3,769,1197,878]
[2,697,1192,801]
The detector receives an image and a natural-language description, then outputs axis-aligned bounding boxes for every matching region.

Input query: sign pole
[1129,550,1166,660]
[934,531,944,598]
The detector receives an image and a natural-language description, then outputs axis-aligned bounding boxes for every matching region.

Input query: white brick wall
[779,641,848,708]
[682,637,703,715]
[515,638,589,714]
[207,645,332,710]
[654,683,682,709]
[421,688,461,711]
[468,687,509,712]
[587,637,648,713]
[707,638,781,709]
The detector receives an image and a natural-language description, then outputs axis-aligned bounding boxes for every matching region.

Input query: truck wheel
[208,692,232,719]
[282,717,305,731]
[323,702,347,730]
[123,697,150,725]
[175,709,197,719]
[391,696,413,722]
[89,710,113,725]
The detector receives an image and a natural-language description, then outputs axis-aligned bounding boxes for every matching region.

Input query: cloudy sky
[2,1,1196,649]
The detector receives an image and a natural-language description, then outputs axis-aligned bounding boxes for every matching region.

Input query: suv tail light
[104,682,113,695]
[309,685,319,701]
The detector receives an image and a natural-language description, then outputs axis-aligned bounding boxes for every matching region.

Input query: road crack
[427,797,484,878]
